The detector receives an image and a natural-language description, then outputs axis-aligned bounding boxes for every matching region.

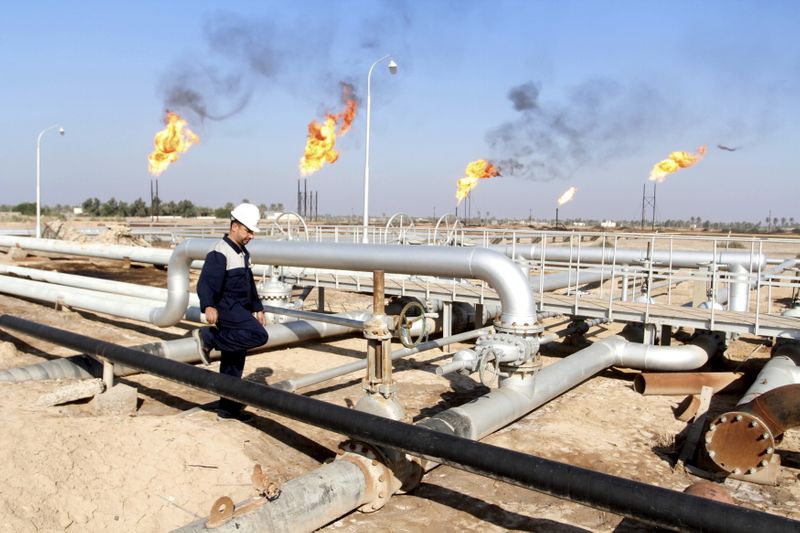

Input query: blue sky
[1,1,798,222]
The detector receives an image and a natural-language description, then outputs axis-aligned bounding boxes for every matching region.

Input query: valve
[397,300,429,348]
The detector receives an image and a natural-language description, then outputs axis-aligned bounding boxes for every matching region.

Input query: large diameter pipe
[738,342,800,404]
[0,311,370,382]
[1,315,794,533]
[421,335,717,442]
[175,460,369,533]
[0,275,203,323]
[154,239,538,330]
[704,342,800,475]
[0,264,200,305]
[0,235,175,265]
[633,372,749,395]
[705,384,800,476]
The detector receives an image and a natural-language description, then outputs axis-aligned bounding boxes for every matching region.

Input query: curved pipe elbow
[150,239,214,327]
[466,247,536,329]
[616,341,712,371]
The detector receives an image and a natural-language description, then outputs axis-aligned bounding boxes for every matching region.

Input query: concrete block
[90,383,138,415]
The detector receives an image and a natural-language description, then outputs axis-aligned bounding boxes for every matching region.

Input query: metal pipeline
[0,311,370,382]
[493,243,768,270]
[0,235,176,265]
[272,327,493,392]
[704,342,800,475]
[153,239,538,331]
[1,315,794,533]
[0,264,200,305]
[421,334,719,442]
[0,275,204,323]
[633,372,750,395]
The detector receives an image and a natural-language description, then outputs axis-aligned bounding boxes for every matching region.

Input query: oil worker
[193,202,268,421]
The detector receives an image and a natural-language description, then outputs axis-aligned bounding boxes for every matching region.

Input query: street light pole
[36,124,65,238]
[362,54,398,244]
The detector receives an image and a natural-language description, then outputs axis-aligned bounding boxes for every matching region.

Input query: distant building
[73,207,83,215]
[600,220,616,228]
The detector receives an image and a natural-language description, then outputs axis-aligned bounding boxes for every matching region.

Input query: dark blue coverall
[197,235,268,415]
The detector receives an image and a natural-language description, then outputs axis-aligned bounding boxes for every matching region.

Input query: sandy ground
[0,253,799,532]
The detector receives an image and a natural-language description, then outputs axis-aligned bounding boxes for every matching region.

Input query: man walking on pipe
[193,202,268,421]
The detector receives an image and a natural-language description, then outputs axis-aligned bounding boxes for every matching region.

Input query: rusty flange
[335,440,396,513]
[704,411,775,475]
[205,464,281,528]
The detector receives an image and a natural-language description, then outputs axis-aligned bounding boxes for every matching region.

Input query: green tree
[13,202,36,216]
[100,197,119,217]
[82,198,101,216]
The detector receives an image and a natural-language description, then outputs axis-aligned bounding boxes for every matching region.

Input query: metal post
[443,301,453,352]
[362,55,397,243]
[102,359,114,388]
[317,287,325,312]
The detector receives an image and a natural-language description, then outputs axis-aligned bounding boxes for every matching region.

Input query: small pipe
[272,327,492,392]
[633,372,750,395]
[261,304,366,330]
[2,315,794,533]
[492,243,768,270]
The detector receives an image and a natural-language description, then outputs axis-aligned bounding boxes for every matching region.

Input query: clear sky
[2,1,798,223]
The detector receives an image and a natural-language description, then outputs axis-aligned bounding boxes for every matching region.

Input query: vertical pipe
[373,270,385,314]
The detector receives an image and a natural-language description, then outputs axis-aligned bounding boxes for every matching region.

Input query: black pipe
[1,314,797,533]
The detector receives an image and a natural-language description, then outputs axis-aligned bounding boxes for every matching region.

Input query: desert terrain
[0,236,799,532]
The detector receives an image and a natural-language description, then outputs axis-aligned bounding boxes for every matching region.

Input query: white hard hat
[230,203,260,232]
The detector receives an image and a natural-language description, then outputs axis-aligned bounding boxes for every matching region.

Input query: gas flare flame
[648,145,707,182]
[299,83,358,176]
[455,159,500,203]
[557,186,577,206]
[147,111,200,176]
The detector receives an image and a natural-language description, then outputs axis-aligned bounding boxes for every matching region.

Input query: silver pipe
[0,311,371,382]
[0,235,175,265]
[738,343,800,405]
[174,459,369,533]
[493,244,768,270]
[261,304,366,329]
[155,240,538,331]
[0,275,203,323]
[273,327,492,392]
[0,264,199,305]
[423,335,716,441]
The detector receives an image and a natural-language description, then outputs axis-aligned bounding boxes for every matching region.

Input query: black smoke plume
[487,78,666,181]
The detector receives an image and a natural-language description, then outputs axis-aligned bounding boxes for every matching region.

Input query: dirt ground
[0,253,799,532]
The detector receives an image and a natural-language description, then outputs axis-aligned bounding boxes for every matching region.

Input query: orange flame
[147,111,200,176]
[648,145,707,182]
[557,186,577,206]
[455,159,500,203]
[299,83,358,176]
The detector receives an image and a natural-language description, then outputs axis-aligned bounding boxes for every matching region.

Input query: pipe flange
[704,411,776,475]
[363,315,391,340]
[500,355,542,377]
[493,318,542,337]
[691,330,727,357]
[335,440,395,513]
[476,332,536,366]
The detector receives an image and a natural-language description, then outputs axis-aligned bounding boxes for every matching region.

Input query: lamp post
[36,124,65,238]
[362,54,398,243]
